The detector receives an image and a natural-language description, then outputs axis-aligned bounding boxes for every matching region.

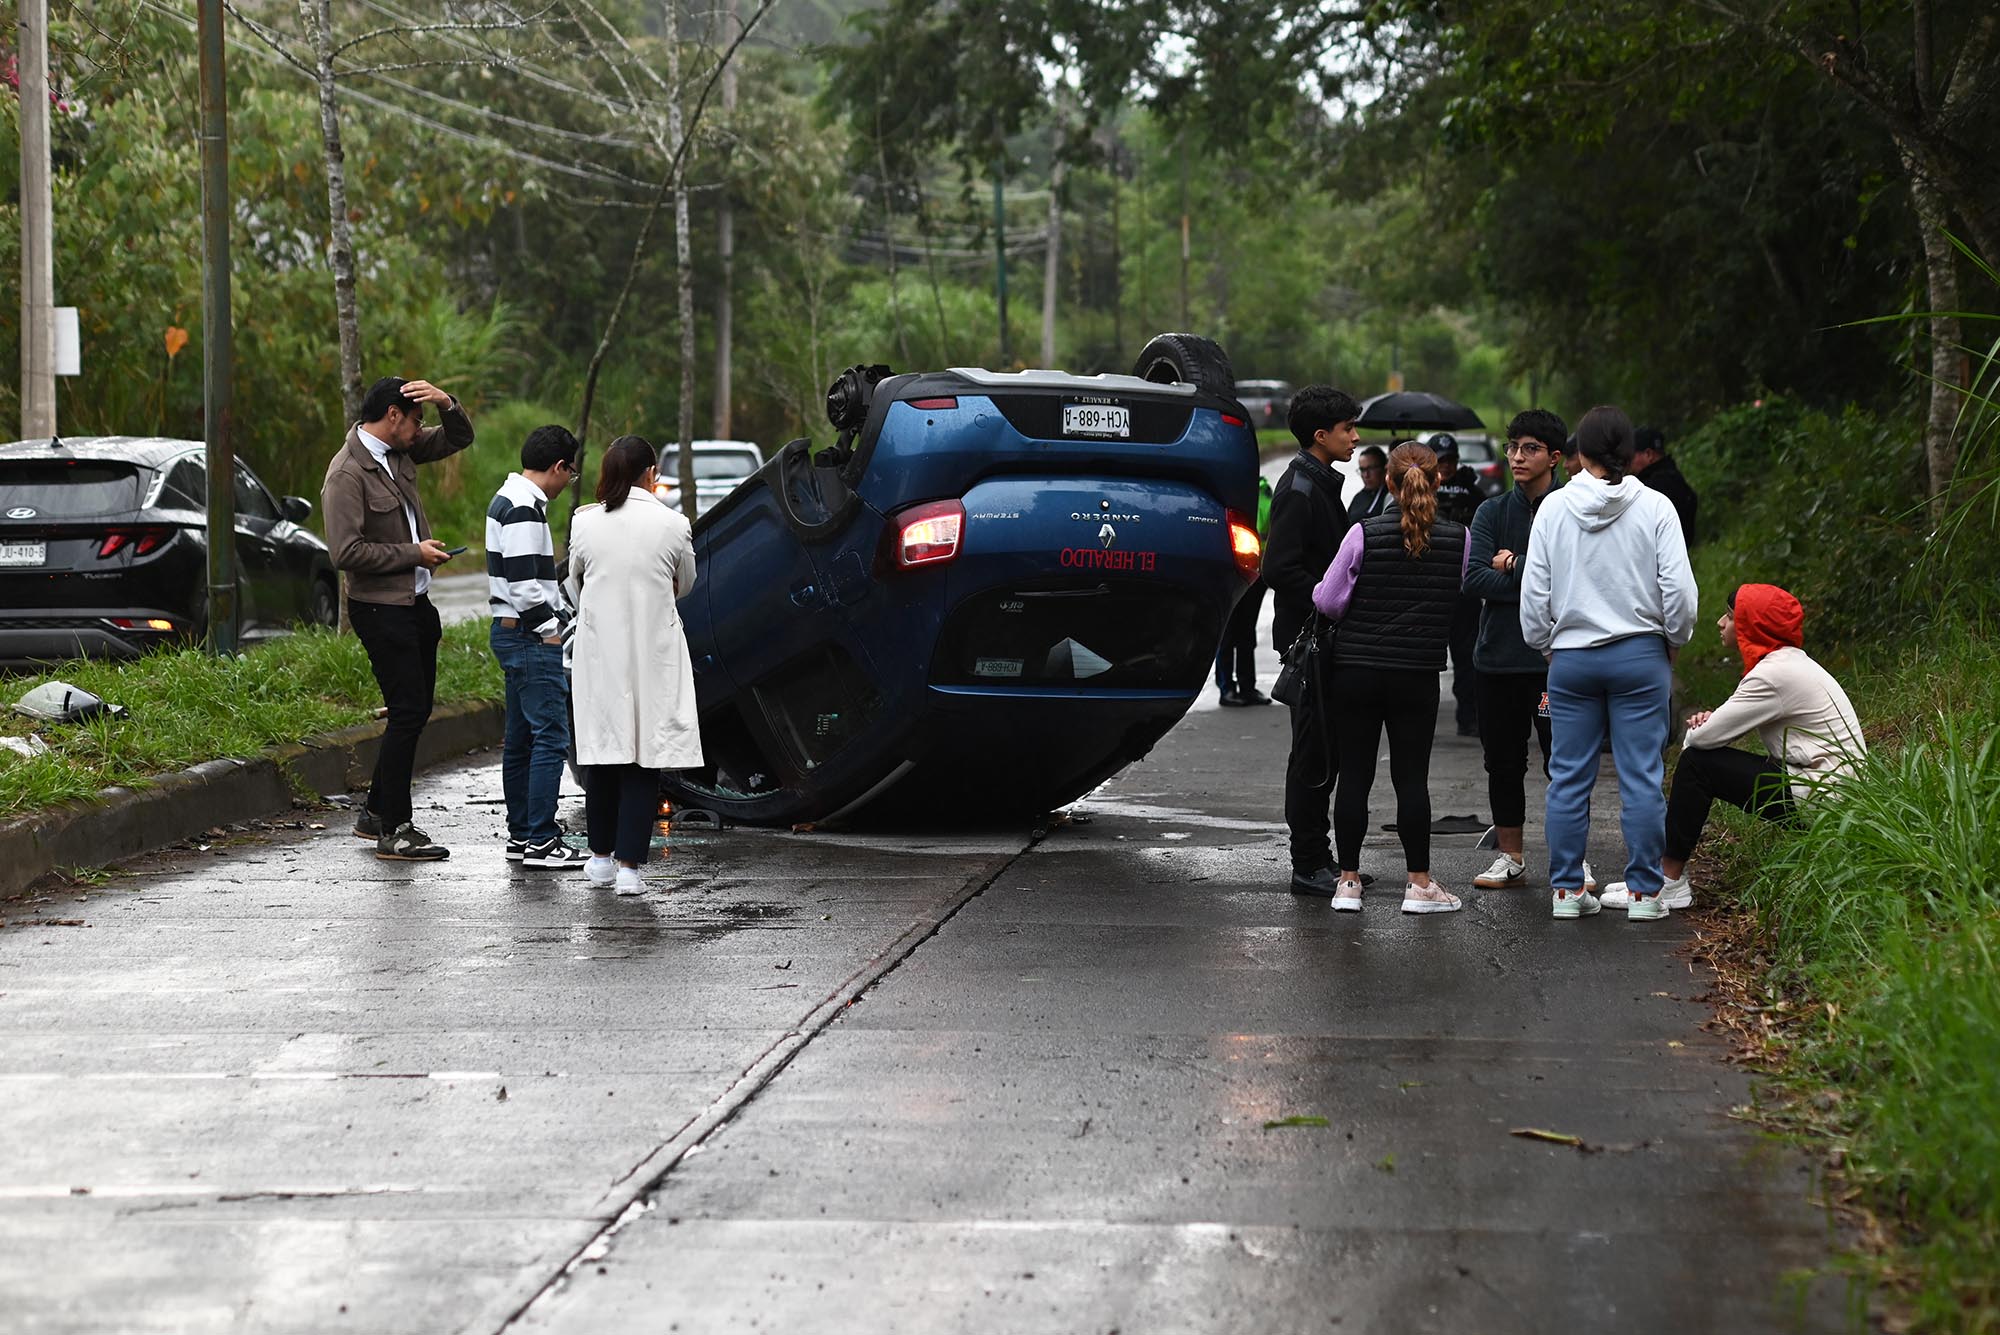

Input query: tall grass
[1708,623,2000,1328]
[0,622,501,818]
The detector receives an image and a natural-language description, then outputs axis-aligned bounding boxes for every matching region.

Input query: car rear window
[662,450,760,481]
[0,461,147,517]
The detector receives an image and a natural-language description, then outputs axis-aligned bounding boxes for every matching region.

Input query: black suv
[0,437,337,664]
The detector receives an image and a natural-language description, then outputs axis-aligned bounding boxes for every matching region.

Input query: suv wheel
[1132,332,1236,398]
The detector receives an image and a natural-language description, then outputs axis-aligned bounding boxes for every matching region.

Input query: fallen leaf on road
[1511,1127,1586,1148]
[1262,1115,1330,1129]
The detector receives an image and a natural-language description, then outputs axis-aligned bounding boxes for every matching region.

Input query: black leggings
[584,763,662,865]
[1332,666,1440,874]
[1477,671,1552,828]
[1665,747,1795,861]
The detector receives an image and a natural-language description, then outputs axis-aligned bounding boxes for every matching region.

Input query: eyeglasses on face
[1504,441,1549,458]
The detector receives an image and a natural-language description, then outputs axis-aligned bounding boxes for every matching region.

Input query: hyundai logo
[5,507,35,520]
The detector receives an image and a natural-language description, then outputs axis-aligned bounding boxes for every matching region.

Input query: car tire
[311,576,339,629]
[1132,332,1236,399]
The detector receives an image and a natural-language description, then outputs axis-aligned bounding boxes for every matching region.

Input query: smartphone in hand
[444,545,469,557]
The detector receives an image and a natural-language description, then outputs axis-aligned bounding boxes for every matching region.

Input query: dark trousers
[1665,747,1794,861]
[348,595,442,831]
[1215,579,1267,691]
[1448,596,1480,732]
[1477,670,1552,829]
[584,763,661,865]
[1284,656,1338,872]
[1332,666,1441,874]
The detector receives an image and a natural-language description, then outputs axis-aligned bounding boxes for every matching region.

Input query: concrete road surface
[0,659,1849,1332]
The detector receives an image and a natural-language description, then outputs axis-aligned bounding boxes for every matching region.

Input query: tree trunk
[711,0,737,439]
[1041,154,1063,367]
[1905,146,1965,512]
[301,0,363,424]
[668,0,698,520]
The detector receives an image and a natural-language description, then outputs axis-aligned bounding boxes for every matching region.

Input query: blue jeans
[490,622,570,844]
[1546,635,1672,896]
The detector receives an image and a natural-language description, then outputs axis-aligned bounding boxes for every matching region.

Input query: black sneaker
[505,838,527,861]
[353,809,381,840]
[1290,866,1341,896]
[521,836,588,869]
[376,822,449,861]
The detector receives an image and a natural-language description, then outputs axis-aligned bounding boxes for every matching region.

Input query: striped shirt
[485,473,569,635]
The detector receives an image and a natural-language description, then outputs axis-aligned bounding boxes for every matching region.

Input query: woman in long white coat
[564,435,702,895]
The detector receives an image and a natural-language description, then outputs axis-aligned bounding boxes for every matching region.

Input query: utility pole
[711,0,737,439]
[198,0,238,654]
[18,0,58,439]
[993,161,1010,366]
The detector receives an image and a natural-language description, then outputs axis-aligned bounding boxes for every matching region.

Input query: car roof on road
[0,436,204,467]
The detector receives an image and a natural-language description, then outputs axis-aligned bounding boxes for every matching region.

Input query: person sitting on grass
[1601,583,1866,909]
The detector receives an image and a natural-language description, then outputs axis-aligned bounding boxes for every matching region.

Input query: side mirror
[281,496,313,523]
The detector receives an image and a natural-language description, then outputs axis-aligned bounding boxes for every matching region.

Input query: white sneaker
[613,867,644,896]
[1473,854,1526,888]
[585,855,617,887]
[1401,881,1462,914]
[1331,878,1364,912]
[1602,873,1691,911]
[1582,860,1598,893]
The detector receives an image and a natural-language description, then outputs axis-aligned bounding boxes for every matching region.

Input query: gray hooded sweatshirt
[1519,472,1697,654]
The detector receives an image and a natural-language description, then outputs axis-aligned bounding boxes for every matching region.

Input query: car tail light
[98,528,170,559]
[907,397,958,411]
[108,617,176,632]
[1221,413,1247,428]
[894,499,965,569]
[1226,509,1261,582]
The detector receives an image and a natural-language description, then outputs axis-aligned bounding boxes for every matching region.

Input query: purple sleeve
[1312,525,1366,620]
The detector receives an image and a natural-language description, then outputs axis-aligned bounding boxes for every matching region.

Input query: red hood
[1735,583,1803,675]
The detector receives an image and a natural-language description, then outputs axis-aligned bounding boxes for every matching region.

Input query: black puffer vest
[1332,509,1467,672]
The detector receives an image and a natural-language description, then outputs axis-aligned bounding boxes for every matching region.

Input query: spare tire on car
[1132,332,1236,399]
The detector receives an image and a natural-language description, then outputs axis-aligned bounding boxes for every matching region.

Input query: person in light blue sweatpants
[1520,406,1697,921]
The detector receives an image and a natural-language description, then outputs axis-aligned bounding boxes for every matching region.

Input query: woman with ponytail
[1519,405,1697,922]
[1309,441,1472,915]
[564,435,703,896]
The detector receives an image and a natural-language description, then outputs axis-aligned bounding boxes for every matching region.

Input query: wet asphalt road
[0,656,1848,1332]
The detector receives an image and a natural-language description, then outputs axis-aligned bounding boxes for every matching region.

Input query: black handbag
[1270,614,1329,707]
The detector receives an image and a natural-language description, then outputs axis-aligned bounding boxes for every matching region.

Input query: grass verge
[0,621,503,819]
[1690,619,2000,1331]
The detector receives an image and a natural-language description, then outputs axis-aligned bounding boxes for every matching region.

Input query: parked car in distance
[0,436,337,665]
[652,440,765,516]
[661,334,1262,826]
[1233,379,1294,433]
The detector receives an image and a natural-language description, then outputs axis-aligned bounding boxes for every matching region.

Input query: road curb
[0,698,504,896]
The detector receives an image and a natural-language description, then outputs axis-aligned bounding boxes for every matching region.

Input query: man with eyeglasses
[486,425,587,869]
[324,375,475,861]
[1463,409,1595,893]
[1345,445,1389,523]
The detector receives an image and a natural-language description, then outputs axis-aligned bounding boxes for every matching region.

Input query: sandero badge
[657,333,1263,826]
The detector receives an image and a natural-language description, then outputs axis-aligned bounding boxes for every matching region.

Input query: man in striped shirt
[487,426,587,869]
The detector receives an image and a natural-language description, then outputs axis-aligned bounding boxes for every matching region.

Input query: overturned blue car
[661,335,1262,825]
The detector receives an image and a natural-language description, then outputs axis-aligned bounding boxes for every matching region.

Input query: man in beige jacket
[322,375,474,860]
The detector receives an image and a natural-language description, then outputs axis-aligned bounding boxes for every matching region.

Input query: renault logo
[1098,523,1116,549]
[5,507,35,520]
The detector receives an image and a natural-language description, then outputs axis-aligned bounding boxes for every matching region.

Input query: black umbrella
[1354,391,1485,432]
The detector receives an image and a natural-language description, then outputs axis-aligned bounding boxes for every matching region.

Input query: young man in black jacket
[1633,426,1698,549]
[1266,385,1362,895]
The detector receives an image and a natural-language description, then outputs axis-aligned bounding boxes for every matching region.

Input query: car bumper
[0,612,187,665]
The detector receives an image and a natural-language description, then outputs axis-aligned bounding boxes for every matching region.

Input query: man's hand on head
[399,379,453,407]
